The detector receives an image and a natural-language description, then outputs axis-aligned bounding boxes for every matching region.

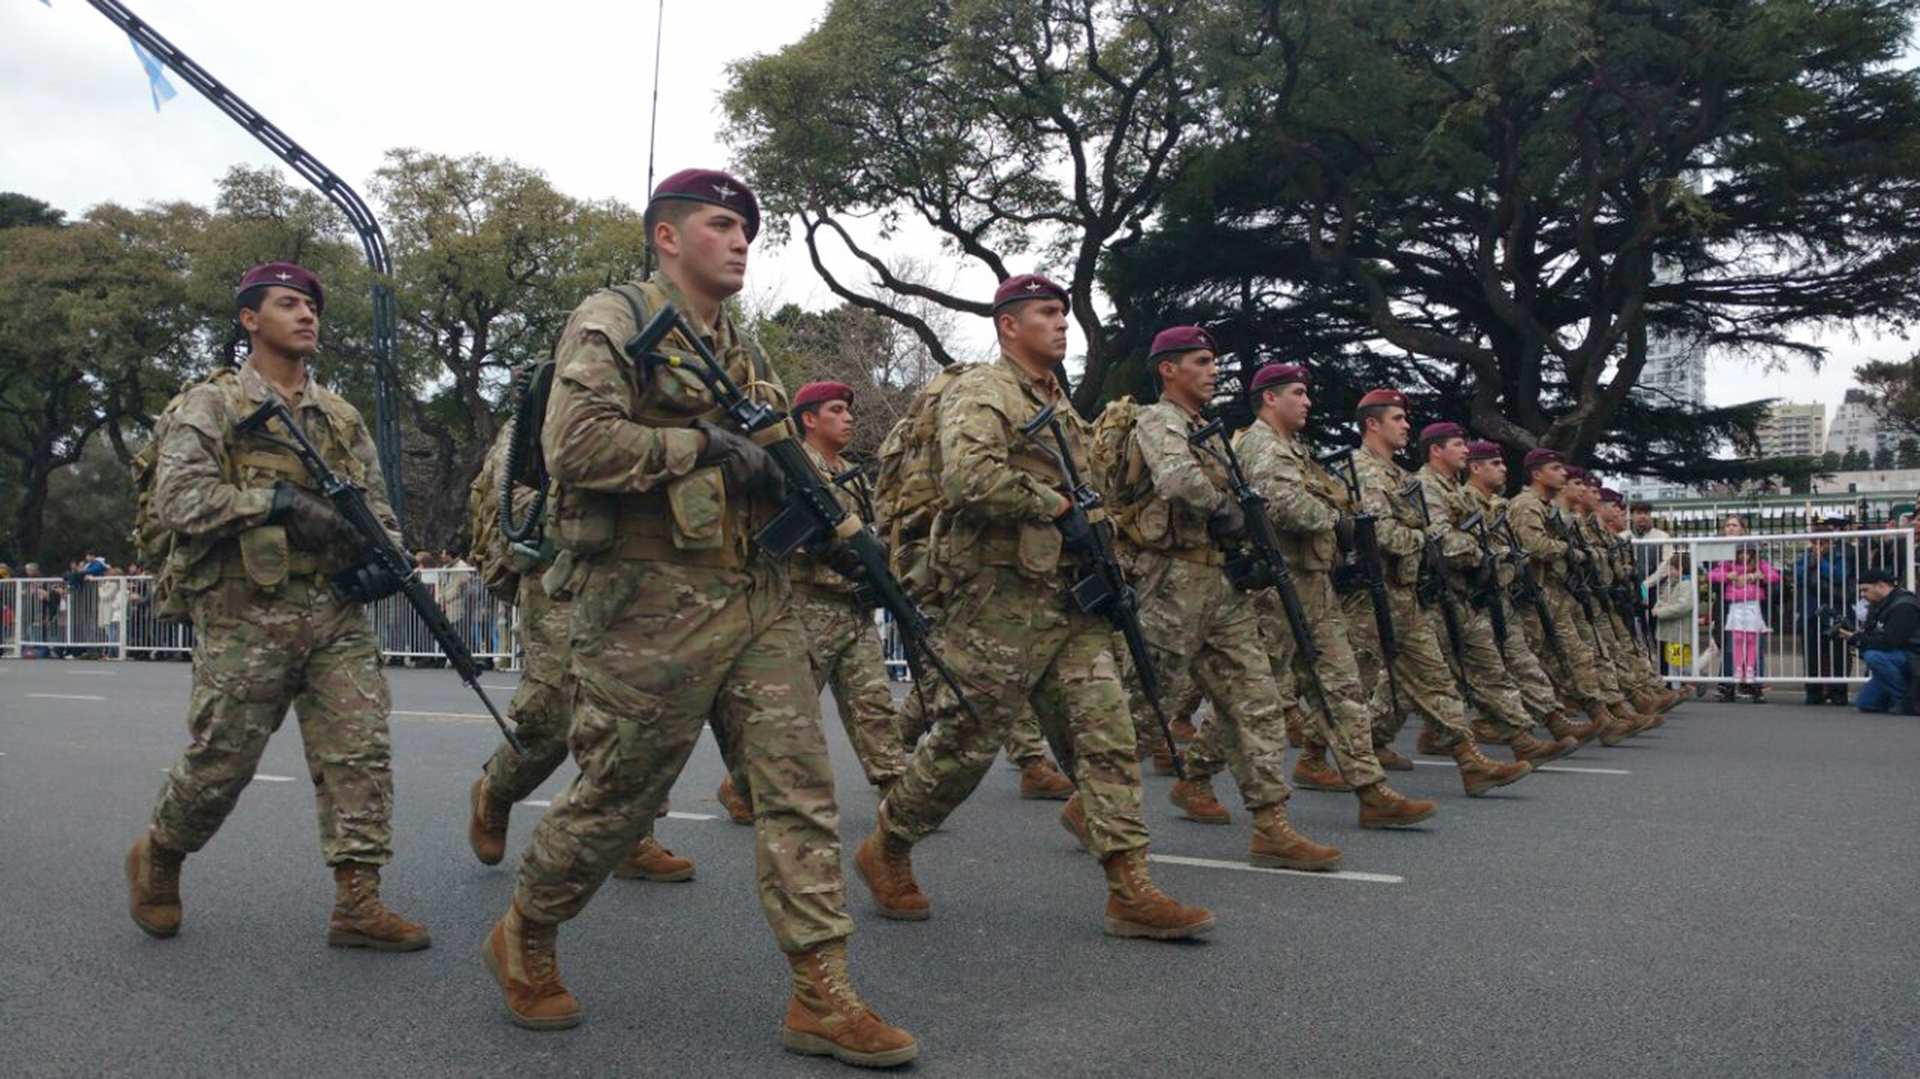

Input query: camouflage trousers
[1426,595,1533,739]
[1341,584,1472,749]
[1261,575,1386,789]
[1516,582,1625,709]
[514,559,851,953]
[896,648,1062,768]
[1134,557,1292,811]
[792,588,908,787]
[882,567,1150,859]
[1603,609,1665,695]
[1494,601,1564,723]
[150,577,394,866]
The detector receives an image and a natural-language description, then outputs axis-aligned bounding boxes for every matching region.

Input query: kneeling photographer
[1837,567,1919,714]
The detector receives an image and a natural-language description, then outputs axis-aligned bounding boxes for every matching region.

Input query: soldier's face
[1158,349,1216,406]
[1533,462,1566,491]
[1432,436,1469,471]
[1470,458,1507,489]
[240,286,321,359]
[1266,382,1311,431]
[1003,299,1069,364]
[662,206,751,299]
[1372,406,1410,450]
[806,399,854,452]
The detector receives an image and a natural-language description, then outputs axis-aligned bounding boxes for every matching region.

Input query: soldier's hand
[1057,507,1097,556]
[269,481,346,551]
[1208,498,1248,543]
[693,420,786,501]
[1334,517,1356,551]
[332,560,406,604]
[820,539,869,584]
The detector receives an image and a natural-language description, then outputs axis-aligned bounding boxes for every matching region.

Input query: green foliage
[1857,355,1920,440]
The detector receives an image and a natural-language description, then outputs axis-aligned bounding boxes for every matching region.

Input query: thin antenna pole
[643,0,666,274]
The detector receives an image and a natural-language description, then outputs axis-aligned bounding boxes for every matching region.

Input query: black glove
[1208,498,1248,543]
[1057,506,1098,557]
[333,561,406,604]
[1333,517,1356,552]
[268,481,346,551]
[821,539,869,584]
[692,420,785,500]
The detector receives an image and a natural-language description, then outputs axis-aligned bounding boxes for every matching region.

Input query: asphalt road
[2,657,1915,1079]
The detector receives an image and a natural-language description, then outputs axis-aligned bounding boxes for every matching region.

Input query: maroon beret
[991,273,1071,314]
[1249,363,1308,397]
[237,262,323,314]
[1564,465,1588,482]
[650,168,760,242]
[1418,422,1467,443]
[1523,448,1565,470]
[1601,488,1626,505]
[1356,388,1408,410]
[1147,325,1218,361]
[792,381,854,410]
[1465,440,1503,461]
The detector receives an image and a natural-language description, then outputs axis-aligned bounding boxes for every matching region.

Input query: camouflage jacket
[1352,445,1429,587]
[791,439,860,594]
[1463,482,1520,588]
[1233,420,1340,573]
[1508,488,1571,585]
[1414,464,1482,585]
[1112,399,1228,559]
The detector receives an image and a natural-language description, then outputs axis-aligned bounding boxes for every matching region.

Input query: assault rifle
[1546,507,1606,637]
[1189,419,1341,739]
[1322,449,1405,723]
[1403,480,1474,695]
[623,303,986,737]
[237,399,521,753]
[1466,513,1508,647]
[1020,403,1183,777]
[1497,513,1567,666]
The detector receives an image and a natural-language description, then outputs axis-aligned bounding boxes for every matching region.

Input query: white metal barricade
[1632,529,1915,692]
[2,569,518,668]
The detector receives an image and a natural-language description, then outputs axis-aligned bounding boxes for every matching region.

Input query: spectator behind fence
[1651,550,1704,683]
[1839,567,1918,714]
[1795,520,1857,706]
[1708,545,1780,703]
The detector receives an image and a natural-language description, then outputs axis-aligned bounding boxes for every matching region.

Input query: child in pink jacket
[1709,550,1782,696]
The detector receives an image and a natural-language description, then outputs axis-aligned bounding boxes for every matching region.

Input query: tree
[1899,438,1920,469]
[369,150,649,548]
[757,298,952,465]
[1843,446,1871,471]
[1858,354,1920,439]
[725,0,1213,416]
[1874,445,1896,470]
[1104,0,1920,483]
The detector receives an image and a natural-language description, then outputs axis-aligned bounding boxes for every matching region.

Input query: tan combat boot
[1169,716,1199,742]
[612,835,695,882]
[1543,710,1587,752]
[783,940,919,1067]
[468,778,511,867]
[483,899,580,1030]
[126,832,185,938]
[854,822,931,921]
[1416,727,1449,756]
[1291,742,1354,792]
[327,863,431,951]
[1249,806,1342,871]
[1630,690,1670,724]
[1581,702,1620,743]
[1599,711,1644,746]
[1654,687,1685,712]
[1018,758,1074,800]
[1168,777,1230,825]
[1374,743,1415,771]
[1283,707,1307,748]
[1466,719,1504,746]
[1060,793,1091,851]
[1510,730,1578,765]
[717,776,753,826]
[1448,739,1533,797]
[1150,745,1179,776]
[1101,850,1216,940]
[1355,781,1438,829]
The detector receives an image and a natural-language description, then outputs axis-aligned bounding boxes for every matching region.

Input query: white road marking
[481,683,519,691]
[27,693,106,701]
[1148,854,1404,884]
[520,800,550,808]
[254,774,296,783]
[60,668,116,676]
[1412,756,1628,776]
[665,811,717,821]
[390,710,489,720]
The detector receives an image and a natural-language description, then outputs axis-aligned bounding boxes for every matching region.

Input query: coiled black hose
[500,362,554,544]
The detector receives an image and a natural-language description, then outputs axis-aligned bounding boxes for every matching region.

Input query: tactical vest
[467,425,551,605]
[545,280,792,576]
[1093,398,1225,561]
[873,364,973,598]
[1358,453,1423,587]
[789,442,857,598]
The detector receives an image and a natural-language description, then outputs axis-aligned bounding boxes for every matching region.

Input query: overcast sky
[4,0,1908,427]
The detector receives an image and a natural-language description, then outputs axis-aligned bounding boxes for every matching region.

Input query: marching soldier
[1573,476,1679,715]
[1410,424,1577,764]
[126,262,429,952]
[1338,390,1533,796]
[1461,442,1601,746]
[1508,451,1658,745]
[786,381,915,795]
[1553,468,1653,729]
[1104,327,1342,869]
[1188,363,1437,829]
[855,274,1214,941]
[464,423,694,883]
[485,169,916,1067]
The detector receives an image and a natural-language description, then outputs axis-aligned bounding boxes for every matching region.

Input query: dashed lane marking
[27,693,106,701]
[520,800,550,808]
[1148,854,1404,884]
[666,812,717,821]
[481,683,519,691]
[1411,757,1629,776]
[254,774,296,782]
[390,710,489,720]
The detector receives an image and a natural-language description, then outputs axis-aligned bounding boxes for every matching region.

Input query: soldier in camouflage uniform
[1099,327,1341,870]
[1598,488,1682,713]
[1409,424,1577,764]
[856,274,1213,941]
[463,423,694,883]
[1557,469,1668,726]
[1182,363,1437,829]
[785,380,913,794]
[483,170,915,1067]
[1575,477,1680,715]
[125,263,429,952]
[1337,390,1533,797]
[1461,442,1600,746]
[1507,451,1658,746]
